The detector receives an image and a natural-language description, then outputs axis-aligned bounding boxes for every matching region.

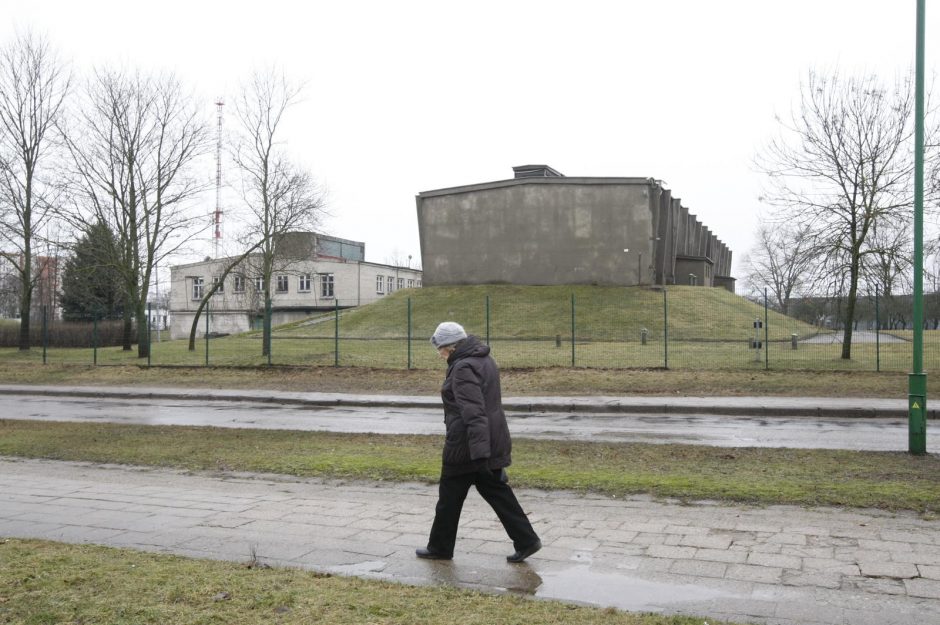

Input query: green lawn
[0,327,926,372]
[3,420,937,513]
[0,539,738,625]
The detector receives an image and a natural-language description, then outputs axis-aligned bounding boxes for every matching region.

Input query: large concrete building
[416,165,734,291]
[168,232,422,339]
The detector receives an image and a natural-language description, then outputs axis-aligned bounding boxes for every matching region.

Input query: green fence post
[42,305,47,365]
[334,299,339,367]
[876,291,881,372]
[663,289,668,369]
[93,315,98,366]
[764,287,770,370]
[407,297,413,370]
[205,299,210,367]
[570,293,576,367]
[486,295,491,345]
[265,296,272,366]
[147,302,152,368]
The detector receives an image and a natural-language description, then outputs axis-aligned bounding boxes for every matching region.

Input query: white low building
[168,233,421,339]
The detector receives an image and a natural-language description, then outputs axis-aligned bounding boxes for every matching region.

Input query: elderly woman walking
[415,321,542,563]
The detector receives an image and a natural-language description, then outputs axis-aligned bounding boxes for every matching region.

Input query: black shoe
[506,540,541,563]
[415,547,452,560]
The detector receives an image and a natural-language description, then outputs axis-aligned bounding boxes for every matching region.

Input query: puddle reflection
[418,559,543,595]
[536,565,740,612]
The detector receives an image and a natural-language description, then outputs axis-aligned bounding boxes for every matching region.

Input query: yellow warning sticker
[912,402,921,410]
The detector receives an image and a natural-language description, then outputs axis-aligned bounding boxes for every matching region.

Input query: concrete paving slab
[2,456,940,625]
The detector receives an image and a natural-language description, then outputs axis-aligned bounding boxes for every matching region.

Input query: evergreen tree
[60,222,124,321]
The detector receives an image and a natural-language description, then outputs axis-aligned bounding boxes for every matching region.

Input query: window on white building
[233,274,245,293]
[407,279,414,288]
[397,277,404,290]
[275,275,289,293]
[376,275,384,294]
[254,276,264,293]
[191,277,204,300]
[212,276,224,294]
[299,273,311,292]
[387,276,394,293]
[321,273,334,298]
[416,279,422,287]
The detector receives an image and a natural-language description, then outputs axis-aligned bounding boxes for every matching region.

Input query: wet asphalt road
[1,394,933,452]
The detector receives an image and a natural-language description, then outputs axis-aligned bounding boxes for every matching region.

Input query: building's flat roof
[417,176,660,199]
[170,255,422,273]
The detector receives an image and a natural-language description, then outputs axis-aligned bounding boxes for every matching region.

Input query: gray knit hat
[430,321,467,348]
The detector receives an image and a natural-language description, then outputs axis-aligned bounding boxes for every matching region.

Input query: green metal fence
[1,286,930,372]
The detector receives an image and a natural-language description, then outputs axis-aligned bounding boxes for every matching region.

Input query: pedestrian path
[2,457,939,625]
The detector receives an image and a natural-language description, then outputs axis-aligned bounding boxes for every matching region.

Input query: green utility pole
[909,0,927,455]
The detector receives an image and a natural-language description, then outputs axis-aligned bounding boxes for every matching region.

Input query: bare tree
[64,68,211,357]
[742,223,816,314]
[384,249,418,269]
[230,69,325,356]
[0,30,70,349]
[863,221,913,296]
[756,70,938,358]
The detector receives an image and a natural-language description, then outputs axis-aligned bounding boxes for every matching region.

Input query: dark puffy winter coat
[439,335,512,476]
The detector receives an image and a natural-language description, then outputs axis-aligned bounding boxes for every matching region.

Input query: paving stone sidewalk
[2,457,939,624]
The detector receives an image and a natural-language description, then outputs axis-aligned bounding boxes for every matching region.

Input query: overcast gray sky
[3,0,937,278]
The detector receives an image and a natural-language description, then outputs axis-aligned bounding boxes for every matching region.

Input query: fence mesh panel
[1,286,929,372]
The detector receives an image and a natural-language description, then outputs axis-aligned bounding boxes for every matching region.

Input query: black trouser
[426,469,540,557]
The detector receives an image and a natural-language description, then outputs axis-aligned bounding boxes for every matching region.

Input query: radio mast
[214,99,224,258]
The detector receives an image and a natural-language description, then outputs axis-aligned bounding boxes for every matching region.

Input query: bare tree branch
[755,70,939,358]
[230,68,325,356]
[0,29,70,349]
[63,67,211,356]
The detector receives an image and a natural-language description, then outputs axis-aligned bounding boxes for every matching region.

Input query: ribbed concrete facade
[416,167,734,291]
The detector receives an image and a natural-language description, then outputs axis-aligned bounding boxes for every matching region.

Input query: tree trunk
[17,291,31,351]
[840,260,860,359]
[187,296,211,351]
[18,242,32,350]
[136,300,149,359]
[122,309,133,351]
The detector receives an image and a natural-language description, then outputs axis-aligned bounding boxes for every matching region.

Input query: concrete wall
[675,256,712,287]
[417,178,657,286]
[416,171,734,291]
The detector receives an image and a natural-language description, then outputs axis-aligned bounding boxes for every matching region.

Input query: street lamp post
[909,0,927,455]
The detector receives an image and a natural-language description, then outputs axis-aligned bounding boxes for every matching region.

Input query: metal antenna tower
[214,99,224,258]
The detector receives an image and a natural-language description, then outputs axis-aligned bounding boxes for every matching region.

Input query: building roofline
[417,176,660,199]
[170,255,422,273]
